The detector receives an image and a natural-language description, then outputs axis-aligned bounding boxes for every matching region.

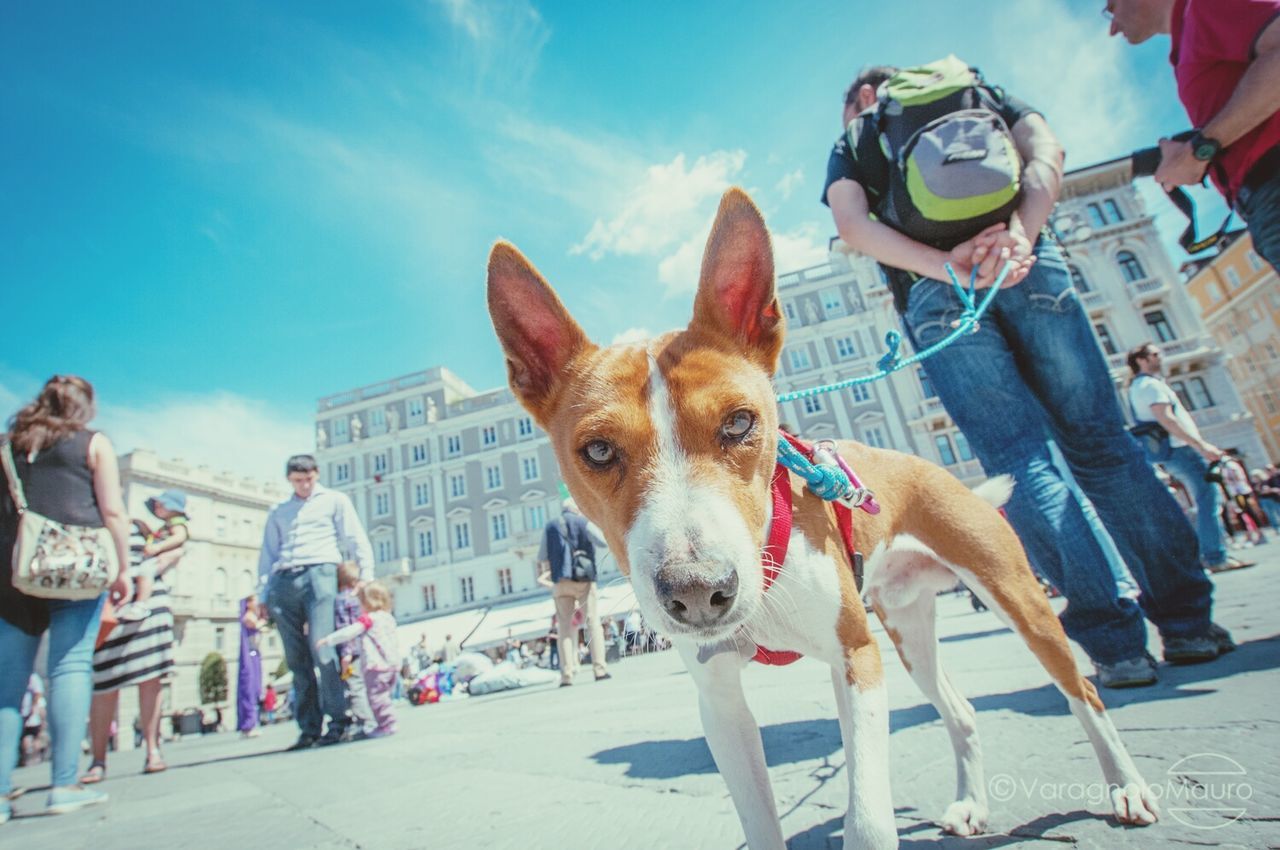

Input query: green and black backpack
[848,55,1024,250]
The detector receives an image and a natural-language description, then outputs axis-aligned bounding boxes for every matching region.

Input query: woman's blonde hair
[8,375,96,455]
[359,580,393,613]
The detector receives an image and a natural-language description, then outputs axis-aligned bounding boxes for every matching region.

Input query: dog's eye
[582,440,617,467]
[721,410,755,443]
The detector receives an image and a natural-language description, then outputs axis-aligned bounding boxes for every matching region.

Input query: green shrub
[199,652,228,704]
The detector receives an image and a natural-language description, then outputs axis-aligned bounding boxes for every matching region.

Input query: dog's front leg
[676,640,785,850]
[831,642,898,850]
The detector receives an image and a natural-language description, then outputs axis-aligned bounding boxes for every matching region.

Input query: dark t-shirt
[821,86,1040,208]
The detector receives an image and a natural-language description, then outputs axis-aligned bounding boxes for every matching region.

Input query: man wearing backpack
[822,59,1232,688]
[1106,0,1280,272]
[536,499,611,687]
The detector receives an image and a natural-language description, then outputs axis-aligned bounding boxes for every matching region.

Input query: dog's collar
[752,435,870,667]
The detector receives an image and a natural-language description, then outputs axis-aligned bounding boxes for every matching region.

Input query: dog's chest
[741,526,849,666]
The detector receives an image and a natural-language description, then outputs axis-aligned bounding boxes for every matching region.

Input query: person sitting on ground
[116,490,189,621]
[315,581,400,738]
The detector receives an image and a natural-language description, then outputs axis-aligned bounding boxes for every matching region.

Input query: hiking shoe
[1164,623,1235,664]
[1095,653,1158,688]
[46,785,108,815]
[1206,556,1255,573]
[285,734,318,751]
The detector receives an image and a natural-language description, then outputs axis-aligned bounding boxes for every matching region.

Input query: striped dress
[92,523,175,692]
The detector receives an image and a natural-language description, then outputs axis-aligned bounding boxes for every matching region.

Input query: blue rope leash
[776,437,852,501]
[775,260,1012,404]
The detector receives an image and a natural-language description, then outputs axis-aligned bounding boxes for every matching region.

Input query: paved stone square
[8,543,1279,849]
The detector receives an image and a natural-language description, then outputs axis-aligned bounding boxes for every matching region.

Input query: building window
[370,408,386,433]
[955,432,975,461]
[482,425,498,447]
[1246,250,1264,271]
[521,456,540,482]
[491,513,508,542]
[1094,323,1118,356]
[216,514,227,539]
[1225,268,1241,289]
[459,576,475,604]
[446,435,462,458]
[214,567,228,599]
[934,435,958,466]
[784,302,797,321]
[1117,250,1146,283]
[498,568,514,595]
[863,427,887,448]
[408,398,425,421]
[1188,377,1214,409]
[835,335,858,360]
[788,348,813,371]
[1086,203,1106,229]
[422,585,437,611]
[413,482,431,508]
[416,529,434,557]
[373,453,389,475]
[1170,380,1194,411]
[449,473,466,499]
[821,288,846,318]
[1069,265,1091,293]
[453,521,471,550]
[1103,199,1124,224]
[1208,283,1223,304]
[485,465,503,491]
[917,367,936,399]
[214,626,225,653]
[517,417,534,438]
[802,395,823,414]
[1144,310,1176,342]
[375,538,394,562]
[333,461,351,483]
[527,504,546,531]
[851,384,871,403]
[374,491,391,516]
[411,443,428,465]
[334,418,348,439]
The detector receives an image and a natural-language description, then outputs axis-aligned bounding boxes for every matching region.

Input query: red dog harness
[752,434,876,666]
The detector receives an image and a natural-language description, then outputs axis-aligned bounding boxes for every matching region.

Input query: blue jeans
[1259,498,1280,530]
[1237,162,1280,273]
[0,595,105,795]
[903,238,1213,664]
[1159,445,1227,566]
[266,564,345,739]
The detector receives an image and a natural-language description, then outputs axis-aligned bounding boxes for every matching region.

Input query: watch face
[1192,137,1219,161]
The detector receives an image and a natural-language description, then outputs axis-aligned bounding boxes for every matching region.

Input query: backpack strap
[848,110,890,209]
[1,440,28,513]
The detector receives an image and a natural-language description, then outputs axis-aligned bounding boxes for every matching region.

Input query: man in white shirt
[259,454,373,749]
[1127,344,1250,572]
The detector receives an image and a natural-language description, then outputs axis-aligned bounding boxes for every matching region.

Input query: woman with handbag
[0,376,131,824]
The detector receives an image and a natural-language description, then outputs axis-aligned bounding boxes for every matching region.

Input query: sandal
[80,761,107,785]
[143,758,167,774]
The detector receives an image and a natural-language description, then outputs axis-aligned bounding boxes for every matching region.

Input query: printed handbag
[2,440,119,600]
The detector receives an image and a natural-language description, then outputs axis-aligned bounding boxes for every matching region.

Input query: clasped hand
[946,222,1036,289]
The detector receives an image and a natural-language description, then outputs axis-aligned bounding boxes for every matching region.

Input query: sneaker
[559,681,573,688]
[46,785,108,815]
[0,797,10,825]
[316,728,347,747]
[1164,623,1236,665]
[285,734,318,752]
[594,673,613,682]
[115,602,152,622]
[1206,556,1255,573]
[1095,654,1158,688]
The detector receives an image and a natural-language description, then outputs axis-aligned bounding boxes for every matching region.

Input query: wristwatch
[1187,130,1222,162]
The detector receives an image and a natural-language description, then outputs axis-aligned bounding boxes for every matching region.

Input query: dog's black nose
[655,567,738,627]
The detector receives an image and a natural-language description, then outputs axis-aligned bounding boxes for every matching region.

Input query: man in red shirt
[1107,0,1280,271]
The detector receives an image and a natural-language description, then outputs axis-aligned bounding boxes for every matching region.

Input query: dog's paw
[940,798,989,836]
[1110,782,1159,826]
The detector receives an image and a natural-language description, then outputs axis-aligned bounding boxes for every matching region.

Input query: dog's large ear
[689,188,783,372]
[487,242,593,422]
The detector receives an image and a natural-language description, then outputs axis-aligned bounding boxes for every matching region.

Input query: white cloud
[427,0,550,90]
[656,229,708,297]
[610,327,652,346]
[770,222,829,275]
[775,168,805,200]
[0,378,309,485]
[572,149,747,260]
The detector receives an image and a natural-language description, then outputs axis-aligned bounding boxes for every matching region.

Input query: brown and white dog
[487,188,1158,849]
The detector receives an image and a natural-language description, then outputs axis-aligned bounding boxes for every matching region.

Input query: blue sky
[0,0,1230,480]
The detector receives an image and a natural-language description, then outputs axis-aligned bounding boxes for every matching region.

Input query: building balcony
[1079,289,1109,311]
[1126,276,1169,302]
